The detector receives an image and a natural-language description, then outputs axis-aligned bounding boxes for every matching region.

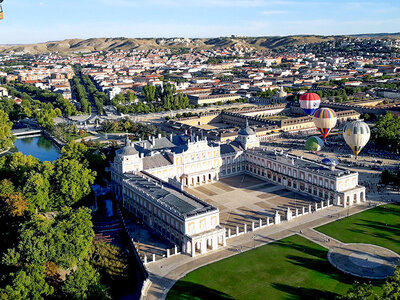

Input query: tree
[126,91,137,104]
[4,207,94,269]
[143,84,156,102]
[111,93,125,106]
[61,142,88,161]
[62,261,105,300]
[381,169,392,185]
[382,263,400,299]
[0,110,14,151]
[0,152,40,187]
[373,112,400,154]
[50,207,94,268]
[0,179,28,219]
[1,266,53,300]
[338,281,373,300]
[51,158,96,207]
[23,171,52,212]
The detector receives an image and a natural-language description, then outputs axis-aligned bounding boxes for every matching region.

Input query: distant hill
[350,32,400,38]
[0,34,398,54]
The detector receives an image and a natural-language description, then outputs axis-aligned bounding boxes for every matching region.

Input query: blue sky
[0,0,400,44]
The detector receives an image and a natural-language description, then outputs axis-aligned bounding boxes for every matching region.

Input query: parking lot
[187,174,317,232]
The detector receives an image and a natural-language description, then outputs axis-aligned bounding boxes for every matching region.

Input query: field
[167,235,356,300]
[316,203,400,254]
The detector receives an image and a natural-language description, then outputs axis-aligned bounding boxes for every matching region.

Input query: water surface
[14,136,60,162]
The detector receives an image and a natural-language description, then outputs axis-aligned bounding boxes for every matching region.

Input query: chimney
[152,136,155,144]
[158,133,161,139]
[169,133,173,141]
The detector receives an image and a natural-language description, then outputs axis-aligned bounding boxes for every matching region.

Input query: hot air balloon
[0,0,4,20]
[299,93,321,115]
[305,136,324,152]
[313,108,337,140]
[343,120,370,157]
[322,157,339,166]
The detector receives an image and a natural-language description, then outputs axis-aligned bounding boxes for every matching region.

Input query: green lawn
[316,203,400,254]
[167,235,356,300]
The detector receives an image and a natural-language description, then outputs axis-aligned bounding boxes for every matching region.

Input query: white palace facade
[111,123,365,256]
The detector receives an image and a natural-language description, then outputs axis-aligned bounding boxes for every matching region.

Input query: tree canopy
[373,112,400,154]
[0,110,14,151]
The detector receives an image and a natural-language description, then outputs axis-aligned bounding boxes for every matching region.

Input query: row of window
[124,189,184,232]
[247,155,336,189]
[247,166,335,200]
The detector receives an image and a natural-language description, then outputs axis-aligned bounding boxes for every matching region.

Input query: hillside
[0,34,397,54]
[0,36,333,54]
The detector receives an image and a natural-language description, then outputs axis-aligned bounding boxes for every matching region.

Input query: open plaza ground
[186,174,316,232]
[167,204,400,299]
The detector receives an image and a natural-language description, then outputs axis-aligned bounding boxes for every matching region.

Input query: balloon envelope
[343,120,370,156]
[322,157,339,166]
[305,136,324,151]
[299,93,321,115]
[313,108,337,139]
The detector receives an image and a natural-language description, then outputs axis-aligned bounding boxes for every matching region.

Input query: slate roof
[142,153,172,170]
[238,126,255,136]
[123,173,217,218]
[220,141,244,155]
[118,146,138,156]
[134,135,190,155]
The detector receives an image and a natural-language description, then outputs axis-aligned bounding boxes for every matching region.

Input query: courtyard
[186,174,318,232]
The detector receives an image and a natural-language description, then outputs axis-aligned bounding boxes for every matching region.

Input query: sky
[0,0,400,44]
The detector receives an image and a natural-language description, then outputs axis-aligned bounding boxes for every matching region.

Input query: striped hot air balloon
[313,108,337,139]
[299,93,321,115]
[343,120,370,156]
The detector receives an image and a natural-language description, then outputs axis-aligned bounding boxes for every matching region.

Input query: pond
[14,135,60,162]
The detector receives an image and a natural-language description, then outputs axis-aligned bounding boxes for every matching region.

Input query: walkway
[143,202,374,300]
[299,229,400,279]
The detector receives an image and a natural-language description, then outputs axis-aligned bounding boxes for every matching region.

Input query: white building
[111,137,226,257]
[111,123,366,256]
[0,87,8,97]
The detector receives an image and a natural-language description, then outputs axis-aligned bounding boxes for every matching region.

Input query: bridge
[12,128,42,137]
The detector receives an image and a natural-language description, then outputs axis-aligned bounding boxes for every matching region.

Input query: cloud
[39,2,48,6]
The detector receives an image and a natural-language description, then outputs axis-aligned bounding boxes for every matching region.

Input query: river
[14,135,60,162]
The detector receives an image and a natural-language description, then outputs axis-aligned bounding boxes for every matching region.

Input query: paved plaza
[300,228,400,280]
[186,174,317,232]
[328,244,399,279]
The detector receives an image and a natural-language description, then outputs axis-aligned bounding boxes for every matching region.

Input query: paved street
[143,202,376,300]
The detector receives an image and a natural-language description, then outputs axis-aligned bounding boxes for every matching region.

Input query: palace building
[111,122,366,256]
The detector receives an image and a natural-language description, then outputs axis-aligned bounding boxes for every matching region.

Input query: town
[0,33,400,300]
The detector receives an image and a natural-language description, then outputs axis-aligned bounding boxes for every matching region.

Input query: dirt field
[186,174,317,232]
